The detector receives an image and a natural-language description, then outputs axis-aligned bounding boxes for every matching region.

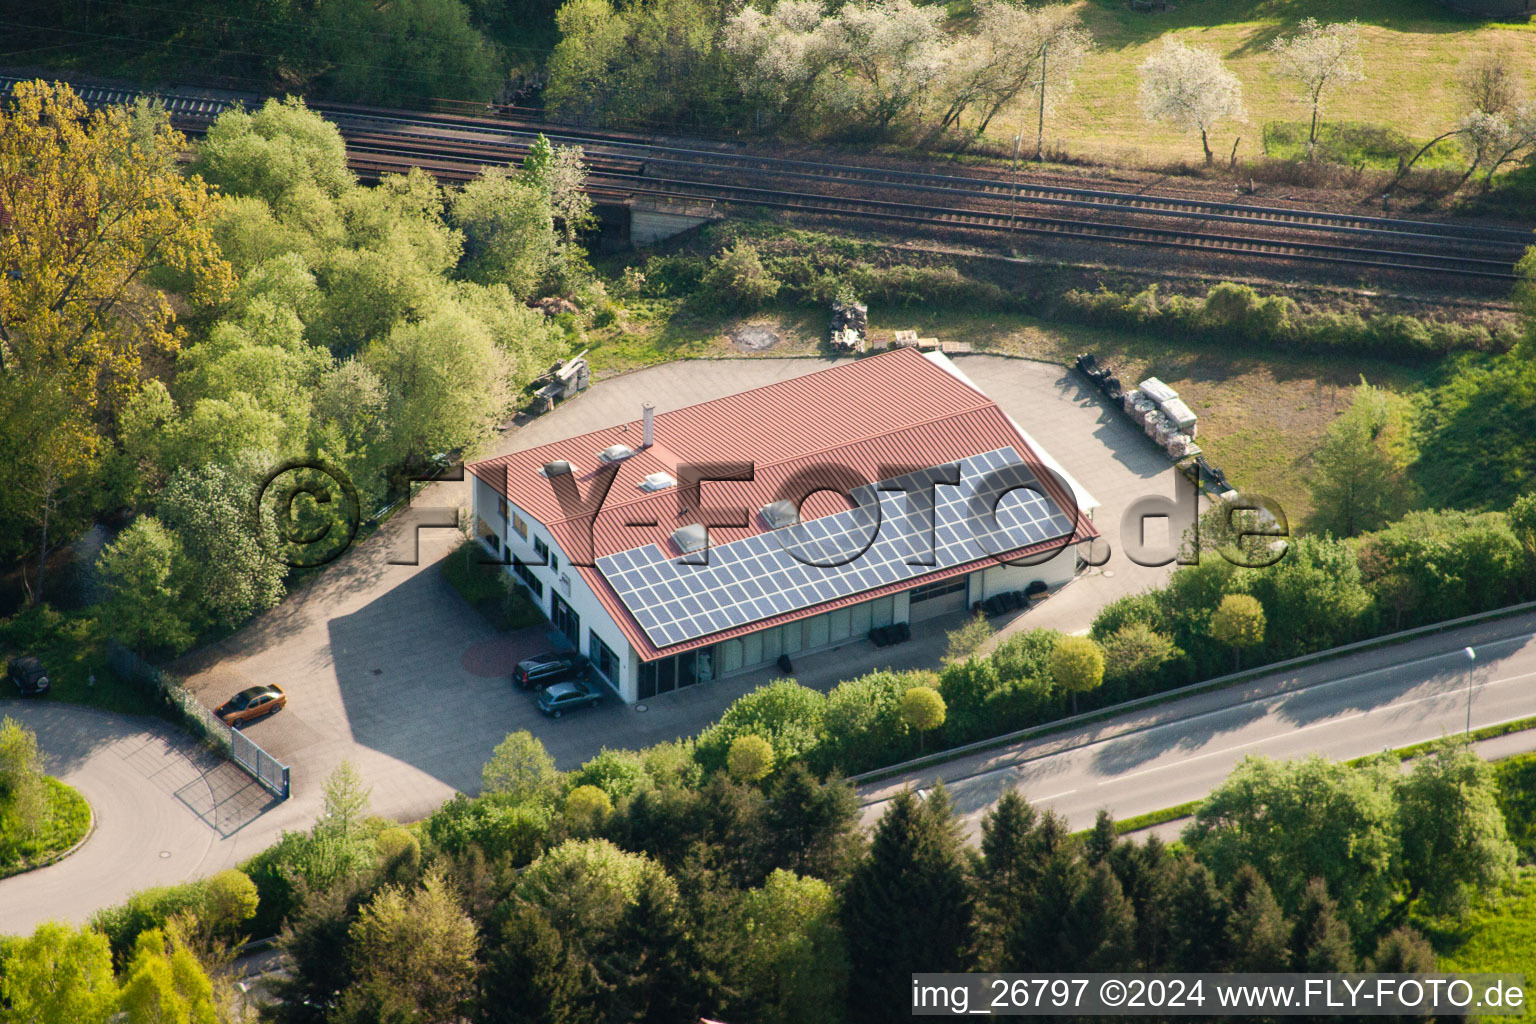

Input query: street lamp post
[1464,646,1476,739]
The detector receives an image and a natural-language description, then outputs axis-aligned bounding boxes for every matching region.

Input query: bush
[565,784,613,828]
[91,880,209,965]
[695,680,826,774]
[701,242,781,309]
[570,748,651,801]
[728,735,776,782]
[818,670,931,775]
[420,793,552,864]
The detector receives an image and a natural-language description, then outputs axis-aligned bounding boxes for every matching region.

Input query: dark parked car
[7,656,50,696]
[514,651,587,690]
[536,680,602,718]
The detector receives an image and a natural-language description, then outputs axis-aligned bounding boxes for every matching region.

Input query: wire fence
[107,641,290,801]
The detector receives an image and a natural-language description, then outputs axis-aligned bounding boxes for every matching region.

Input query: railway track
[7,74,1531,282]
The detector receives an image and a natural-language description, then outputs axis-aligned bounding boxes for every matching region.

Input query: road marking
[1032,788,1078,802]
[1095,668,1536,786]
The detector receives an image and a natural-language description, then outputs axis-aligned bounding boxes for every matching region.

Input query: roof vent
[598,444,636,464]
[760,499,799,529]
[672,523,708,553]
[639,472,676,492]
[539,460,574,477]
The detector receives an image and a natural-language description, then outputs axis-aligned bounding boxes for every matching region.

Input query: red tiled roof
[468,349,1097,660]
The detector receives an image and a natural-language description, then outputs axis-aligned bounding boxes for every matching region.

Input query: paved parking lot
[177,354,1180,825]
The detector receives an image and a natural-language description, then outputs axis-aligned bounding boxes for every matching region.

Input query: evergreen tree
[1291,878,1354,972]
[762,764,861,882]
[1367,927,1437,972]
[597,869,711,1023]
[973,792,1041,969]
[1166,859,1229,971]
[1222,865,1291,972]
[1007,845,1083,971]
[1108,836,1178,970]
[842,787,974,1024]
[1061,861,1138,971]
[1084,809,1119,865]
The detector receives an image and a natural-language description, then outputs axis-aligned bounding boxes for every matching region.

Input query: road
[859,611,1536,839]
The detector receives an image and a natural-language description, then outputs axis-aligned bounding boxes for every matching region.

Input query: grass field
[998,0,1536,167]
[1431,869,1536,1011]
[0,776,92,879]
[584,295,1435,523]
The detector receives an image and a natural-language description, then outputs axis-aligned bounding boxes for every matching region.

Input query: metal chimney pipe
[641,402,655,447]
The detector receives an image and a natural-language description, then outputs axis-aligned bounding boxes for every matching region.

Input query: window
[910,577,966,602]
[588,631,619,684]
[497,496,508,520]
[534,536,550,566]
[511,559,543,599]
[511,512,529,540]
[476,517,501,556]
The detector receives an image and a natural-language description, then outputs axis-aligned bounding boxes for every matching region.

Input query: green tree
[0,921,119,1024]
[1308,381,1415,537]
[701,242,782,310]
[316,0,503,105]
[156,464,286,630]
[450,167,556,296]
[944,610,994,664]
[201,870,259,943]
[1222,865,1291,972]
[0,716,46,838]
[116,928,219,1024]
[96,517,195,655]
[193,97,354,210]
[340,869,480,1024]
[1060,861,1137,971]
[482,730,561,806]
[1098,622,1181,695]
[728,734,777,783]
[973,792,1043,969]
[735,869,849,1024]
[570,748,652,801]
[696,680,826,772]
[842,786,974,1024]
[565,784,613,829]
[364,300,512,463]
[1367,926,1437,972]
[1186,754,1400,934]
[1048,634,1105,714]
[762,764,861,881]
[1166,858,1229,972]
[1209,593,1265,671]
[1395,740,1516,915]
[899,685,946,754]
[1290,878,1354,972]
[1240,534,1372,658]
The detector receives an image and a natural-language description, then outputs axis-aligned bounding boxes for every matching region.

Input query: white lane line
[1032,788,1078,802]
[1095,668,1536,786]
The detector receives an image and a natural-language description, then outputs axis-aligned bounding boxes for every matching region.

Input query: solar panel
[595,447,1077,649]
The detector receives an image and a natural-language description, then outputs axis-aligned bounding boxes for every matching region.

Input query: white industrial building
[467,349,1099,703]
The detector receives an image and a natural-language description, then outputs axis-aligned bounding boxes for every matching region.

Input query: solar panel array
[595,447,1077,649]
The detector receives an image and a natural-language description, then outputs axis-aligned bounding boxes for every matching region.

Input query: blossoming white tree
[935,1,1091,151]
[1138,37,1246,166]
[1268,18,1365,151]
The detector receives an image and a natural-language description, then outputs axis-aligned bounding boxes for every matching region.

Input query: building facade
[468,350,1099,703]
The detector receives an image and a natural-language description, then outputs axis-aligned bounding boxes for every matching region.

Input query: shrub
[695,680,826,773]
[701,242,781,309]
[420,793,552,864]
[728,735,776,782]
[570,748,651,801]
[203,869,260,940]
[565,784,613,828]
[91,881,209,966]
[818,670,931,774]
[943,612,993,664]
[899,686,946,753]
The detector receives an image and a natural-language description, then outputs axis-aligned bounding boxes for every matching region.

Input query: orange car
[215,684,287,726]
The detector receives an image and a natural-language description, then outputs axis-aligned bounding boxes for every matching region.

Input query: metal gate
[230,728,291,801]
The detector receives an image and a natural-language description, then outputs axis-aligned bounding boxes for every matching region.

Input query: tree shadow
[1087,697,1269,775]
[1079,0,1486,53]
